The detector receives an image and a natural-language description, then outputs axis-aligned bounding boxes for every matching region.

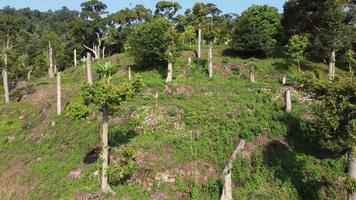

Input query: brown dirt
[164,84,194,99]
[214,62,234,76]
[0,156,36,200]
[241,132,270,159]
[72,191,102,200]
[133,147,216,191]
[19,84,78,142]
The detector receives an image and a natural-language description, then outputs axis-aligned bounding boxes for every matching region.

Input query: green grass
[0,46,349,199]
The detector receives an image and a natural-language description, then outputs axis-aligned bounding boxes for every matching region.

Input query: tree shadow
[271,59,294,71]
[109,129,137,148]
[83,146,101,164]
[263,140,326,200]
[129,63,167,80]
[263,114,336,199]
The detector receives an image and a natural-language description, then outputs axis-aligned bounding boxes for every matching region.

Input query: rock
[204,92,213,96]
[68,168,82,180]
[19,115,24,120]
[149,192,168,200]
[155,172,175,183]
[7,136,15,142]
[121,196,131,200]
[93,170,99,176]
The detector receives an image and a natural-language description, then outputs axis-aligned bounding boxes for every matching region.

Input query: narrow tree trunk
[56,72,61,116]
[166,62,173,83]
[188,56,192,68]
[101,107,111,193]
[102,46,105,59]
[285,88,292,112]
[197,24,202,58]
[220,140,245,200]
[249,67,255,83]
[86,52,93,85]
[27,70,32,81]
[208,41,213,79]
[49,41,54,78]
[54,64,57,74]
[348,146,356,200]
[74,49,77,67]
[282,76,287,85]
[221,172,232,200]
[2,52,9,104]
[297,59,301,72]
[128,66,132,81]
[328,49,336,80]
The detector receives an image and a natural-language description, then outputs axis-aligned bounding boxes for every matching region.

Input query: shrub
[192,58,208,68]
[346,177,356,193]
[108,147,137,185]
[232,65,240,77]
[222,57,230,64]
[64,101,90,120]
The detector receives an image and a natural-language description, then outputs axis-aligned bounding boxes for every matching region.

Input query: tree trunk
[297,59,301,72]
[198,24,201,58]
[285,88,292,112]
[54,64,57,74]
[86,52,93,85]
[74,49,77,67]
[27,70,32,81]
[188,56,192,68]
[220,139,245,200]
[56,72,61,116]
[166,62,173,83]
[208,41,213,79]
[221,172,232,200]
[128,66,132,81]
[102,46,105,59]
[249,67,255,83]
[282,76,287,85]
[348,146,356,200]
[49,41,54,78]
[101,107,111,193]
[2,52,9,104]
[328,49,336,80]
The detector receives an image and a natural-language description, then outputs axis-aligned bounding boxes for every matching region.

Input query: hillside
[0,46,349,200]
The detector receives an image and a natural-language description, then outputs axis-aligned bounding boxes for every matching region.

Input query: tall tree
[1,37,10,103]
[154,1,181,20]
[82,62,142,193]
[80,0,108,59]
[283,0,352,78]
[232,5,282,56]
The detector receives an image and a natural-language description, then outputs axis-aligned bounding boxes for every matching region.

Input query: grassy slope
[0,46,348,200]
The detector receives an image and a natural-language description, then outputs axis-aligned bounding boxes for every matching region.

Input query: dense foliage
[311,77,356,154]
[127,17,177,66]
[231,5,282,56]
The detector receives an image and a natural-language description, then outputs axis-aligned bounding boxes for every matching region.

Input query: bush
[222,57,230,64]
[64,101,89,120]
[127,17,178,66]
[346,177,356,193]
[108,147,137,185]
[232,65,240,77]
[192,58,208,68]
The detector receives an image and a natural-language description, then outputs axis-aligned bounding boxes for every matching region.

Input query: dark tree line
[0,0,354,84]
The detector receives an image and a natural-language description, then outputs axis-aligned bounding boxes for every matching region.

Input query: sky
[0,0,286,14]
